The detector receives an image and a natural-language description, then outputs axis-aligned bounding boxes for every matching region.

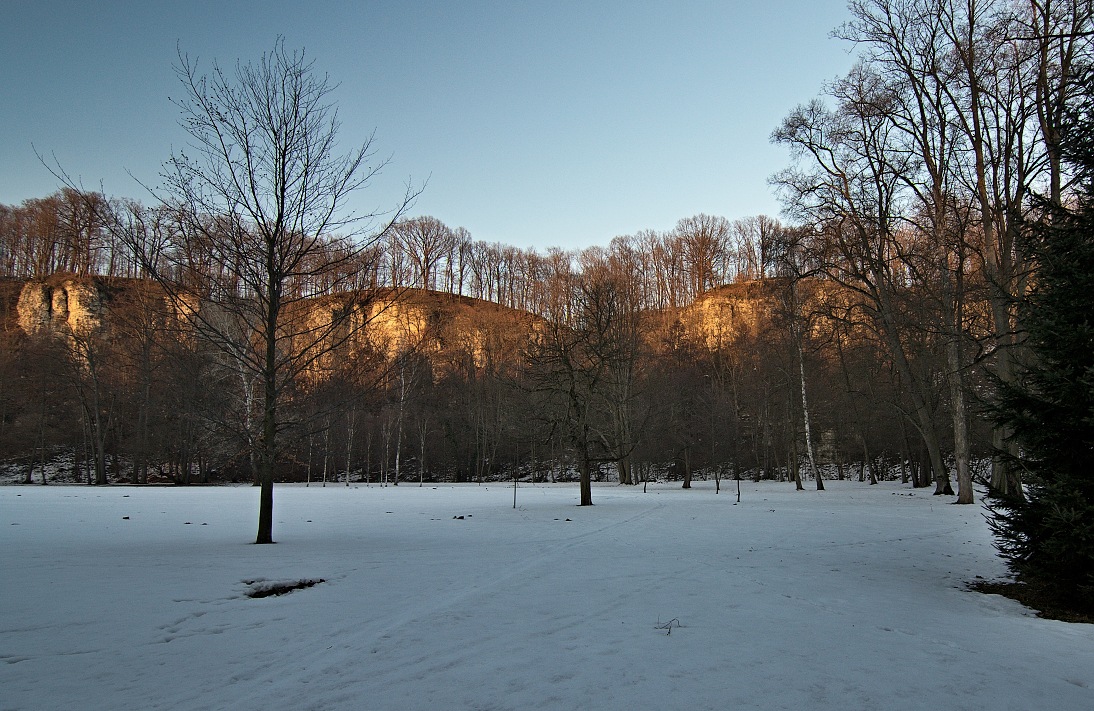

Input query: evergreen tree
[988,70,1094,604]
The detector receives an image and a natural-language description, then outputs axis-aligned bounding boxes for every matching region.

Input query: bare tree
[733,215,783,281]
[829,0,1092,499]
[527,264,645,504]
[674,214,732,298]
[395,216,455,290]
[65,326,114,486]
[579,251,648,485]
[129,39,415,543]
[772,79,956,496]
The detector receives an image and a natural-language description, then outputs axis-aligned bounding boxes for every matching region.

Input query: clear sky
[0,1,857,251]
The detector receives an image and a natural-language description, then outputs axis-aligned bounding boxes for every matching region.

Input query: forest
[1,0,1090,516]
[0,194,1002,504]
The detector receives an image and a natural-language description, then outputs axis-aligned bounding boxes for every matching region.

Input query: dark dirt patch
[968,579,1094,624]
[244,578,325,599]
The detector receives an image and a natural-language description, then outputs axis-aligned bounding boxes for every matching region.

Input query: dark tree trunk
[255,354,277,543]
[257,477,274,544]
[579,456,593,506]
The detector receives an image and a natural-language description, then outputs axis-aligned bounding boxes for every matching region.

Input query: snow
[1,480,1091,710]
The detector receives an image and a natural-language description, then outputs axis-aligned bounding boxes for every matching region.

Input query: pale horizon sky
[0,1,858,251]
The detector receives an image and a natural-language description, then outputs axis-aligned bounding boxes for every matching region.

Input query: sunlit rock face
[17,279,104,336]
[326,289,538,375]
[14,281,51,334]
[686,281,775,346]
[679,278,859,350]
[9,278,538,386]
[674,279,789,352]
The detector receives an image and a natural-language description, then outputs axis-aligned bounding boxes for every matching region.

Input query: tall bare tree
[674,214,732,298]
[395,216,455,290]
[130,39,415,543]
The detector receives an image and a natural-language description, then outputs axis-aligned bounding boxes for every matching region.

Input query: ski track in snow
[1,481,1092,711]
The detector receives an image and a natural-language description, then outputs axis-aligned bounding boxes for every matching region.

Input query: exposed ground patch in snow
[1,481,1091,710]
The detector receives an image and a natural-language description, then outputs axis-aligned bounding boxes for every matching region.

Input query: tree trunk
[866,455,879,486]
[321,420,331,487]
[345,407,355,486]
[393,407,403,486]
[364,430,372,486]
[381,420,390,486]
[257,476,274,544]
[799,349,823,491]
[792,449,803,490]
[878,318,950,494]
[255,359,277,544]
[579,456,593,506]
[617,456,632,485]
[92,410,108,486]
[948,337,973,504]
[419,416,428,487]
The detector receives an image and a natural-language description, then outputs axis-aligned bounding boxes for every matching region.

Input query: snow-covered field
[1,480,1091,710]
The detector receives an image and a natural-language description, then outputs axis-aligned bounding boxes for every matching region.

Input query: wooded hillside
[0,262,985,500]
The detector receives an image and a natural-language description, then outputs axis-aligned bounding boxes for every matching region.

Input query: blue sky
[0,1,857,250]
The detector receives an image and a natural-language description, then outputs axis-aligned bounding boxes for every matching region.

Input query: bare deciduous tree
[132,39,416,543]
[395,216,455,290]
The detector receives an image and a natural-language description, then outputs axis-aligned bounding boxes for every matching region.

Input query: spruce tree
[988,70,1094,605]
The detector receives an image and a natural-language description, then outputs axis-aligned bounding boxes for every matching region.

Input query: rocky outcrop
[17,279,105,336]
[300,288,537,373]
[683,279,785,348]
[680,278,852,349]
